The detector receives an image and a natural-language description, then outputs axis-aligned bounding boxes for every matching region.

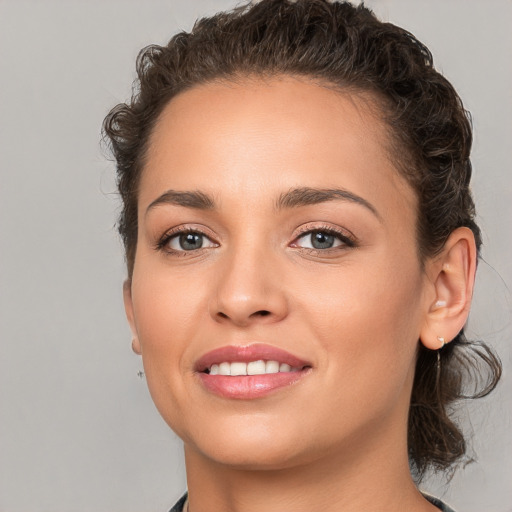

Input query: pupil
[312,232,334,249]
[180,233,203,250]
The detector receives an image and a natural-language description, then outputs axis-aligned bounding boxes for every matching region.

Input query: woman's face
[125,76,434,469]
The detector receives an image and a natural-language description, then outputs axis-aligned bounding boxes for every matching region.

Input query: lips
[195,343,312,399]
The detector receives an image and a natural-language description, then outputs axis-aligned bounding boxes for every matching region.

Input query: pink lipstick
[195,344,312,399]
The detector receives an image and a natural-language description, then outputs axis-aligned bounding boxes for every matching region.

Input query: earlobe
[123,280,142,355]
[420,227,477,350]
[131,337,142,355]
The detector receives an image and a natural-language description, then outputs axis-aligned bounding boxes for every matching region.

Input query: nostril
[213,308,278,324]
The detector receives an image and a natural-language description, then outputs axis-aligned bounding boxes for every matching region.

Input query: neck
[183,415,435,512]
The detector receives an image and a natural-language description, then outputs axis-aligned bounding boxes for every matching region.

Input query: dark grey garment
[423,493,457,512]
[168,492,457,511]
[169,493,187,512]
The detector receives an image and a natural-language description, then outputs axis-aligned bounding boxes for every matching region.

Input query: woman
[103,1,501,510]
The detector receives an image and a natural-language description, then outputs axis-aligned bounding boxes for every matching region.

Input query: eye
[292,229,355,250]
[164,230,218,252]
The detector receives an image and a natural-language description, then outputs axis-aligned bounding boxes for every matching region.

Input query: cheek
[130,272,214,443]
[287,255,424,439]
[292,249,425,385]
[298,250,423,332]
[130,263,209,407]
[132,267,206,345]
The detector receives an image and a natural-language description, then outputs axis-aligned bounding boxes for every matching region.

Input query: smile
[195,344,312,399]
[206,360,302,375]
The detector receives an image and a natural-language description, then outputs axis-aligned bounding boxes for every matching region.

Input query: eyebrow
[145,186,381,221]
[146,190,215,215]
[276,187,381,220]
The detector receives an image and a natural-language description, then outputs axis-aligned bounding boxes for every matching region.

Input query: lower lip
[197,370,310,399]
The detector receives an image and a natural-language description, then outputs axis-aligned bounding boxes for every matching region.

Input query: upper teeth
[208,360,297,376]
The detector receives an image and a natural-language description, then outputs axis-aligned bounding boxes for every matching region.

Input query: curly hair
[102,0,501,480]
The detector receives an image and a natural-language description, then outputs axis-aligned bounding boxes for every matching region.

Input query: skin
[124,76,476,512]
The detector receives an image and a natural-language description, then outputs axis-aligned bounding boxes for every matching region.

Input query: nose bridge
[210,235,287,325]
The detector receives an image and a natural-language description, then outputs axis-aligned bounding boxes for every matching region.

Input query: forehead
[141,76,415,216]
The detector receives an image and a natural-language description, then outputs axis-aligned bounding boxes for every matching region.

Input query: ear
[420,227,477,350]
[123,279,142,355]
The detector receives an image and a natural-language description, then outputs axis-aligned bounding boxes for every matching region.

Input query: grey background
[0,1,510,511]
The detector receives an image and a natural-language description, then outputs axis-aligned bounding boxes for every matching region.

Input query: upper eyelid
[293,223,357,241]
[160,224,216,240]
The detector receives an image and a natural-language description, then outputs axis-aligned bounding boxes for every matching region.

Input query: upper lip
[195,343,311,372]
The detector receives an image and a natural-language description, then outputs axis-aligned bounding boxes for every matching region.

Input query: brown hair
[102,0,501,479]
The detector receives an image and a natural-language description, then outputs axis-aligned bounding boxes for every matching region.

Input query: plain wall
[0,1,510,511]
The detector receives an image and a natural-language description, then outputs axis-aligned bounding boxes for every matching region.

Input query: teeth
[230,362,247,376]
[207,360,300,376]
[247,360,266,375]
[219,362,231,375]
[265,360,279,374]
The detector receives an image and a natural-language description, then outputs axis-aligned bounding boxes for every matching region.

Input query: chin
[180,413,332,471]
[195,440,312,471]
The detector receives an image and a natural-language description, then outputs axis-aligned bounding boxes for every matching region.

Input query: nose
[209,245,289,327]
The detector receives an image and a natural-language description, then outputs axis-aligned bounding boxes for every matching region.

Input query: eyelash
[156,227,218,255]
[292,224,357,251]
[156,224,357,255]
